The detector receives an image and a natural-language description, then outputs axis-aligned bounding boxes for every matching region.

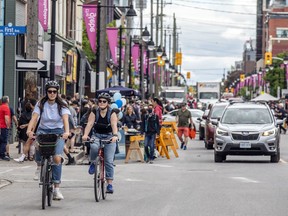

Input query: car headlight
[262,129,276,136]
[216,128,229,136]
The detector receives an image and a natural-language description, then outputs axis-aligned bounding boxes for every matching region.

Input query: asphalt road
[1,135,288,216]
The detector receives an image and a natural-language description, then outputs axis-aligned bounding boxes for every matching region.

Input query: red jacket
[0,103,11,128]
[154,105,163,125]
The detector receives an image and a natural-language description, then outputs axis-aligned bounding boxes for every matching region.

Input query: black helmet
[98,93,111,103]
[45,80,60,91]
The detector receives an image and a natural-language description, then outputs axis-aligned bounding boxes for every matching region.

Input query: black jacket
[141,113,160,135]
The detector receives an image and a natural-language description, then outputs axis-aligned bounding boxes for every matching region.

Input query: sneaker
[88,163,95,175]
[66,157,75,165]
[106,184,114,194]
[33,169,40,181]
[183,146,187,150]
[149,160,154,164]
[180,142,184,149]
[1,155,10,161]
[14,154,26,163]
[53,189,64,200]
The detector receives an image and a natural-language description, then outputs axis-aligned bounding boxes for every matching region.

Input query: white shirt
[33,101,71,129]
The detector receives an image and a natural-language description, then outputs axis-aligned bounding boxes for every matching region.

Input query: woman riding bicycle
[82,93,118,194]
[26,80,70,200]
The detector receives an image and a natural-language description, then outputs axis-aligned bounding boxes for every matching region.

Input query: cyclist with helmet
[82,93,118,194]
[26,80,71,200]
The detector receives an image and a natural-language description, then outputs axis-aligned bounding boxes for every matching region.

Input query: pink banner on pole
[38,0,49,31]
[143,48,147,74]
[132,44,139,71]
[258,73,262,86]
[83,5,97,53]
[106,27,118,64]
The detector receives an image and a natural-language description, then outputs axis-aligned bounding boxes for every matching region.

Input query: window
[276,28,288,38]
[16,34,25,56]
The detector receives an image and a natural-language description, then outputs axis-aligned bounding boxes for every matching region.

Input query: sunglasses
[98,99,107,104]
[47,90,58,94]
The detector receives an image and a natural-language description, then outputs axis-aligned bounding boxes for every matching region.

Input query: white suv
[214,102,283,163]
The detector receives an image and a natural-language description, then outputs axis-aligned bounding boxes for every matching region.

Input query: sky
[132,0,257,85]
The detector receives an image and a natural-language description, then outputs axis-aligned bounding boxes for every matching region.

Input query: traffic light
[157,56,165,66]
[175,52,182,66]
[240,74,245,82]
[186,71,191,79]
[265,52,272,65]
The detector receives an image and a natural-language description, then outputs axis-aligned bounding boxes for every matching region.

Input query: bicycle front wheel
[47,162,53,206]
[41,159,48,209]
[94,156,101,202]
[101,160,107,200]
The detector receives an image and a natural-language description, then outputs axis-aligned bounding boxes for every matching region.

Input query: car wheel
[207,143,214,150]
[199,127,204,140]
[270,148,280,163]
[214,151,223,163]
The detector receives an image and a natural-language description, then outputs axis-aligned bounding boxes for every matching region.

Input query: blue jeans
[90,133,116,180]
[0,128,8,157]
[35,128,65,184]
[144,133,156,160]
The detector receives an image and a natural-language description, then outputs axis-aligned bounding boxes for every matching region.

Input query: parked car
[203,102,228,149]
[213,102,283,163]
[162,109,204,131]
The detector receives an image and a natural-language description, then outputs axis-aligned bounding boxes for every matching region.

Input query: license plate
[240,142,251,148]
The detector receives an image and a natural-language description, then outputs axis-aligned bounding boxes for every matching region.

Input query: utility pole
[149,0,154,97]
[26,0,38,98]
[140,0,145,100]
[99,0,107,90]
[50,0,57,80]
[172,13,176,86]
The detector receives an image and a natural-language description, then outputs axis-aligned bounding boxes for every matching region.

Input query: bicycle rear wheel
[101,160,107,200]
[94,156,101,202]
[47,163,53,206]
[41,159,48,209]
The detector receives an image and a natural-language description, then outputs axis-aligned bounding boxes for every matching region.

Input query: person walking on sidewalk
[176,103,193,150]
[82,93,118,194]
[26,80,70,200]
[141,104,160,163]
[0,96,11,161]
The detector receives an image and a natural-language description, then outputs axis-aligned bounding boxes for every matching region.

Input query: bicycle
[85,138,112,202]
[36,134,59,210]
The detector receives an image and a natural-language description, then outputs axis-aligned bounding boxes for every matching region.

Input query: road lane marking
[150,164,173,168]
[0,166,32,175]
[231,177,259,183]
[125,178,143,182]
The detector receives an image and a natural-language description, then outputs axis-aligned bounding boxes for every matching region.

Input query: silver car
[214,102,283,163]
[162,109,204,131]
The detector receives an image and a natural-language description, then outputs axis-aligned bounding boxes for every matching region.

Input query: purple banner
[38,0,49,31]
[132,44,140,72]
[83,5,97,53]
[106,27,118,64]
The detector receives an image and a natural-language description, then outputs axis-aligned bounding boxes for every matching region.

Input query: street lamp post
[284,56,288,90]
[50,0,57,80]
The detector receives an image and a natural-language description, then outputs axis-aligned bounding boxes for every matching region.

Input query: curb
[0,179,12,189]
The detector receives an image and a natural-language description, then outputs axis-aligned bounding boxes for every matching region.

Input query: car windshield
[199,92,218,99]
[191,111,203,118]
[210,105,226,119]
[221,108,273,124]
[161,92,184,98]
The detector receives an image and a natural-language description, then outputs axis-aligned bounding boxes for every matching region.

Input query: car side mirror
[211,119,218,126]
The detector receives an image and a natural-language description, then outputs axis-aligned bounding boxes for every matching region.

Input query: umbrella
[251,93,278,102]
[96,85,138,97]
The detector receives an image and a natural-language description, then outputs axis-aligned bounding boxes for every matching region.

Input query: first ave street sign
[16,59,48,71]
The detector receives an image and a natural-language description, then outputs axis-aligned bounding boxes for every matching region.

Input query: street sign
[16,59,48,71]
[0,25,26,36]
